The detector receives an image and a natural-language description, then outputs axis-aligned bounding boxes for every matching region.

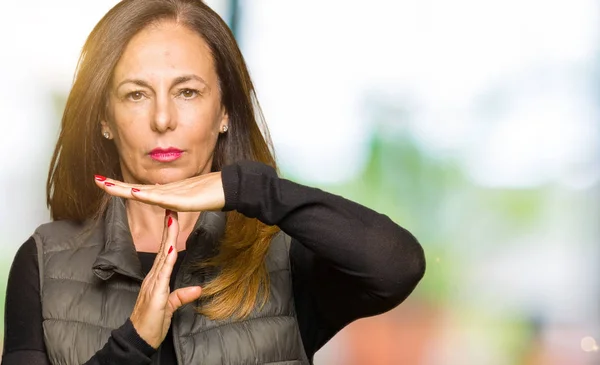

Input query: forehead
[113,21,216,83]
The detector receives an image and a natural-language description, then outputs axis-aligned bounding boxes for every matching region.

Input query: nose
[150,93,177,133]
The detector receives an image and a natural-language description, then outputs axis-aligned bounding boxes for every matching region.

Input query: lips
[149,147,183,162]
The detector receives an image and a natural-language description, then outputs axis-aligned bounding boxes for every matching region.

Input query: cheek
[187,124,218,149]
[109,105,150,145]
[179,103,222,138]
[108,126,149,166]
[115,129,144,151]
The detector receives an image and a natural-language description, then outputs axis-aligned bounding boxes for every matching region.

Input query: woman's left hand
[94,172,225,212]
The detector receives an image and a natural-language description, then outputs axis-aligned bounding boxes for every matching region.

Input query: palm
[94,171,225,212]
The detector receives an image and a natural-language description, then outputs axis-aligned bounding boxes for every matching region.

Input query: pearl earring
[103,132,110,139]
[222,125,229,133]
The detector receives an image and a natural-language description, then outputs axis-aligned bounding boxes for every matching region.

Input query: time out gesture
[93,171,225,349]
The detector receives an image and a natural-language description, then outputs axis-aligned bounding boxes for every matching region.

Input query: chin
[156,169,195,184]
[134,168,193,185]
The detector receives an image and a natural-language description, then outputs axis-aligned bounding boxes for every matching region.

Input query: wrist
[121,318,158,355]
[129,317,160,350]
[221,163,240,211]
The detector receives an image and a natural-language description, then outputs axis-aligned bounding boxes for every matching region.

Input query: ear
[219,109,229,134]
[100,120,113,139]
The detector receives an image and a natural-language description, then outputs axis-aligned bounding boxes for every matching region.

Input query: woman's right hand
[129,211,202,349]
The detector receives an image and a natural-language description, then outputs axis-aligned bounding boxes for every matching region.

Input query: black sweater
[2,161,425,364]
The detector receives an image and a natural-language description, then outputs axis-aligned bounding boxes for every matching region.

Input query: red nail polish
[168,246,173,254]
[131,188,140,193]
[168,217,173,227]
[104,182,115,187]
[94,175,106,181]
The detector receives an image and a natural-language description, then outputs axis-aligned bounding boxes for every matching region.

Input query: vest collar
[92,196,227,282]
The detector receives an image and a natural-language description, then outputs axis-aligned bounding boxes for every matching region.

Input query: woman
[2,1,425,364]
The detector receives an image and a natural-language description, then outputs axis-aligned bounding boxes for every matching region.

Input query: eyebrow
[116,74,209,91]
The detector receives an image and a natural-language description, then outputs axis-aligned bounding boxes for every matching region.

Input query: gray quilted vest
[33,197,309,365]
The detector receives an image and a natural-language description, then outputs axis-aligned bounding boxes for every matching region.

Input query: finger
[93,176,145,195]
[92,176,177,202]
[128,173,217,211]
[167,286,202,313]
[159,209,170,245]
[93,175,145,189]
[95,183,143,201]
[130,176,220,212]
[147,210,176,278]
[93,173,196,193]
[154,240,177,292]
[129,188,189,211]
[153,211,179,284]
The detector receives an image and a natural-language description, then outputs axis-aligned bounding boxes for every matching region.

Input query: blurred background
[1,0,599,364]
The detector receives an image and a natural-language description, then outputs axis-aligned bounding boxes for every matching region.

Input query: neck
[126,199,200,253]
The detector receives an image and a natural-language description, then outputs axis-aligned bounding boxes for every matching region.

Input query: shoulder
[7,237,40,300]
[268,230,292,255]
[11,236,39,268]
[33,219,87,238]
[264,230,292,272]
[31,219,101,254]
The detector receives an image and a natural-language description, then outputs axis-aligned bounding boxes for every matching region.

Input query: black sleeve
[2,238,49,365]
[2,238,156,365]
[221,161,426,355]
[83,319,156,365]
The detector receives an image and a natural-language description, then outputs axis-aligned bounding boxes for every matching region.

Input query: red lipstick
[149,147,183,162]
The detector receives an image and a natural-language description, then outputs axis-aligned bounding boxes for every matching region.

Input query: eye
[179,89,199,99]
[127,91,145,101]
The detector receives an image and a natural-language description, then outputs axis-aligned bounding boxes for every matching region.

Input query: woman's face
[102,20,228,185]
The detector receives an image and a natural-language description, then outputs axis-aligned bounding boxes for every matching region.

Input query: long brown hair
[47,0,279,320]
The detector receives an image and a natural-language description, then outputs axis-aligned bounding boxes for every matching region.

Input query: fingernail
[131,188,140,193]
[94,175,106,181]
[104,182,115,187]
[168,217,173,227]
[168,246,173,254]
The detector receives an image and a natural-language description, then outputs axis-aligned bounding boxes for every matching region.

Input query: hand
[93,171,225,212]
[129,211,202,349]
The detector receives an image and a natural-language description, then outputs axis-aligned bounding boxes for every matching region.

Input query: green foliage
[295,128,547,304]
